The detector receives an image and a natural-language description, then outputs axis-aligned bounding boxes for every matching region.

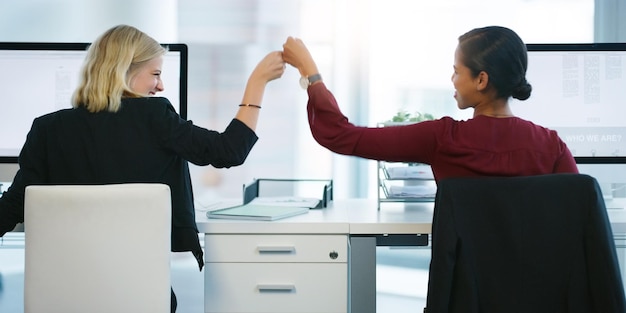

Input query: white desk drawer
[204,262,347,313]
[204,234,348,263]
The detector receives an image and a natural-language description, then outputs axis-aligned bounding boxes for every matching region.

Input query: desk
[196,199,430,313]
[197,198,626,313]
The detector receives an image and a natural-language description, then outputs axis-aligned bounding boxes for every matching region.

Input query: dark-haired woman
[282,26,578,181]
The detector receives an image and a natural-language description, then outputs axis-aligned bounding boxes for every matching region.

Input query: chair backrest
[425,173,626,313]
[24,183,172,313]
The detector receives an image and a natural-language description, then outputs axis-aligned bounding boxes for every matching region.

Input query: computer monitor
[513,43,626,164]
[0,42,188,167]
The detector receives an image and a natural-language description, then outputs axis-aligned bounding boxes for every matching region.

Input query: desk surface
[195,199,434,235]
[196,198,626,235]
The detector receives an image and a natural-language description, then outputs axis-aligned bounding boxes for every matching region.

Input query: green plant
[387,110,435,123]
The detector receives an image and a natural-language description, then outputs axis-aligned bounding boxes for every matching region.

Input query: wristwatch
[299,73,322,89]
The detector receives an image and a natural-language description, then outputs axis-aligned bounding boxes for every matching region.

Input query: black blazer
[426,174,626,313]
[0,97,258,253]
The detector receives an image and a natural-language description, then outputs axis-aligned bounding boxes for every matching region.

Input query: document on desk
[388,185,437,198]
[207,202,310,221]
[385,165,434,180]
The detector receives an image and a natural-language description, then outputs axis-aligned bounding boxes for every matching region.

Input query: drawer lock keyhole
[329,250,339,259]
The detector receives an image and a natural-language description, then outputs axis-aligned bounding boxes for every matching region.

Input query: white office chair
[23,183,172,313]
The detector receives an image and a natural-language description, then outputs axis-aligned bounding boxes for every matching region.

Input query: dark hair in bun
[458,26,532,101]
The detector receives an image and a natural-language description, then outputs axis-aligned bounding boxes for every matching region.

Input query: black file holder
[243,178,333,209]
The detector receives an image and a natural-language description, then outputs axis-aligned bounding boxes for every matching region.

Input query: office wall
[0,0,178,42]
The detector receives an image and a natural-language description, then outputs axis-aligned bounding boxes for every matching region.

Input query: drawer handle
[257,246,296,253]
[257,284,296,292]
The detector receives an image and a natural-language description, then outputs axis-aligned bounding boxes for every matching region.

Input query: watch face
[299,76,309,89]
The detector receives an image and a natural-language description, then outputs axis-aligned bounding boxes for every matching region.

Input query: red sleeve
[306,83,440,163]
[554,140,579,173]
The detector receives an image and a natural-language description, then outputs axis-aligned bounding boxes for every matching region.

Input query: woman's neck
[473,99,513,118]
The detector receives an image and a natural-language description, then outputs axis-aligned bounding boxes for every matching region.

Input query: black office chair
[425,173,626,313]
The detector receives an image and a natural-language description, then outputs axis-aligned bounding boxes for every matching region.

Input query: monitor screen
[513,43,626,164]
[0,42,188,164]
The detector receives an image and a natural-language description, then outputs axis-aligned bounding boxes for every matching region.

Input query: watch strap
[307,73,322,85]
[300,73,322,89]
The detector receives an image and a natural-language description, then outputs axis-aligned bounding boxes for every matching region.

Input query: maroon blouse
[306,83,579,182]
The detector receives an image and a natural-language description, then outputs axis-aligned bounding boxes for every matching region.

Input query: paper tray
[243,178,333,208]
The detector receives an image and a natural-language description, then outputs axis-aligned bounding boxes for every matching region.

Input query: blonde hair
[72,25,166,113]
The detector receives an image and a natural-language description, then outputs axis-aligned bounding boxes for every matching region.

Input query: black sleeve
[0,117,48,236]
[154,103,259,168]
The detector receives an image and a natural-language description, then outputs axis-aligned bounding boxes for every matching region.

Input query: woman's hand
[248,51,285,84]
[282,37,319,77]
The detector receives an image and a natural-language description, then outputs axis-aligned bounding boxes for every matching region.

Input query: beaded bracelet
[239,103,261,109]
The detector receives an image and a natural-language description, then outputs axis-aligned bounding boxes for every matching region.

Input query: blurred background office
[2,0,624,201]
[0,0,625,312]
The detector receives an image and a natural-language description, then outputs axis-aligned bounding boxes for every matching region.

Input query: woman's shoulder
[121,97,181,118]
[122,97,175,110]
[510,116,559,134]
[463,115,544,127]
[33,108,75,123]
[488,116,563,141]
[451,115,560,138]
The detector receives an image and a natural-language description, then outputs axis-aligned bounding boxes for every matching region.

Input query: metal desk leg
[349,236,377,313]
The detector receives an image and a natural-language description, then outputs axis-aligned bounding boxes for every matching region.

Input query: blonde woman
[0,24,285,312]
